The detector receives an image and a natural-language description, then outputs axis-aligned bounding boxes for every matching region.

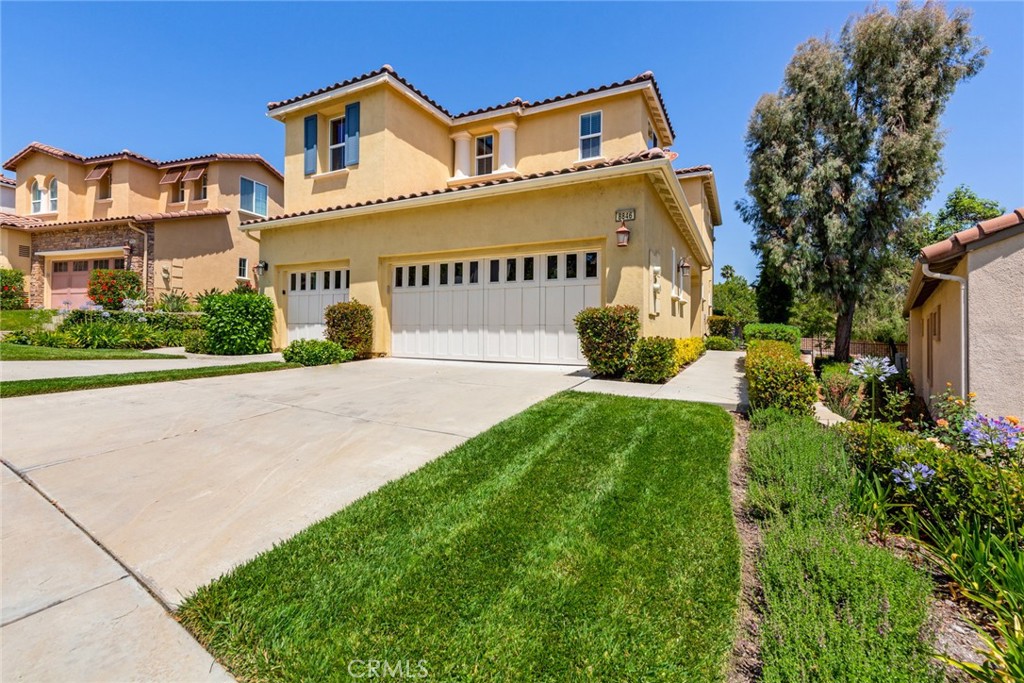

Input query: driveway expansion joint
[0,575,129,628]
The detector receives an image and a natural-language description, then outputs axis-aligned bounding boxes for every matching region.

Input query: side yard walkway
[574,350,748,410]
[0,348,283,381]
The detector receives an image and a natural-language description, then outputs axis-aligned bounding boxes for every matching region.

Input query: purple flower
[892,462,936,492]
[963,414,1023,452]
[851,356,897,382]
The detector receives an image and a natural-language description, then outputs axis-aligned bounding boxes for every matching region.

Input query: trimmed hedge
[282,339,354,366]
[87,269,144,310]
[200,293,275,355]
[743,323,801,353]
[574,305,640,378]
[675,336,705,367]
[325,299,374,359]
[707,314,737,339]
[183,329,209,354]
[627,337,678,384]
[705,335,737,351]
[1,269,28,310]
[835,421,1023,538]
[746,339,817,415]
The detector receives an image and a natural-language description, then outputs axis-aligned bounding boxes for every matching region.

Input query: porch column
[451,132,472,179]
[495,122,518,173]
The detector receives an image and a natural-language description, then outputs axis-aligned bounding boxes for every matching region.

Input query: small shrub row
[1,269,28,310]
[182,329,209,354]
[200,292,275,355]
[62,310,203,332]
[743,322,801,353]
[749,415,941,682]
[325,299,374,359]
[626,337,677,384]
[7,324,175,350]
[574,305,640,377]
[745,340,817,415]
[674,337,705,367]
[704,335,736,351]
[87,269,144,310]
[707,314,738,339]
[282,339,355,366]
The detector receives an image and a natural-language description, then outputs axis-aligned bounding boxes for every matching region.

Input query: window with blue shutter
[344,102,360,166]
[303,115,318,175]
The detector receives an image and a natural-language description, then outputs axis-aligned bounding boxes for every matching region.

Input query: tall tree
[754,256,794,324]
[925,184,1004,245]
[719,264,736,281]
[737,1,985,360]
[713,274,758,323]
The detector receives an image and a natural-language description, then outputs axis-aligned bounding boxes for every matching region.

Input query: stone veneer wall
[28,223,156,307]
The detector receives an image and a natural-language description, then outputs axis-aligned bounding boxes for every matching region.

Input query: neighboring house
[0,143,283,309]
[246,65,722,364]
[905,207,1024,419]
[0,174,14,211]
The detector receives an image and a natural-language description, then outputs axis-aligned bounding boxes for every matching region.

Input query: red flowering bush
[87,269,144,310]
[0,268,28,310]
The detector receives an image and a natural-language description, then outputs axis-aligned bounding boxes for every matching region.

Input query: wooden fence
[800,337,907,359]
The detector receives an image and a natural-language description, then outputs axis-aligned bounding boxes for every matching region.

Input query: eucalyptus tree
[738,1,985,359]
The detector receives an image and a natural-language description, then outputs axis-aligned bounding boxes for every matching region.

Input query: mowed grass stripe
[179,393,739,682]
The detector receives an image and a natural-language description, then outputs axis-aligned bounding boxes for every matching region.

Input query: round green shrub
[707,315,737,339]
[574,305,640,377]
[746,340,818,415]
[182,330,209,354]
[627,336,679,384]
[200,293,274,355]
[705,335,737,351]
[282,339,355,366]
[325,300,374,359]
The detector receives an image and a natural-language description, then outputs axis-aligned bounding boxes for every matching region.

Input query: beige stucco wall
[258,173,704,352]
[908,260,966,404]
[0,227,32,272]
[966,233,1024,418]
[14,155,86,222]
[279,82,665,213]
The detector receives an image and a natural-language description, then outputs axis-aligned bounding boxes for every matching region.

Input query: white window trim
[30,181,42,214]
[195,173,208,201]
[578,110,602,161]
[48,179,58,212]
[240,176,269,217]
[328,116,346,172]
[475,134,494,176]
[171,179,186,204]
[238,257,249,279]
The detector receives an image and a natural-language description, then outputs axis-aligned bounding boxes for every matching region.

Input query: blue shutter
[303,115,318,175]
[344,102,360,166]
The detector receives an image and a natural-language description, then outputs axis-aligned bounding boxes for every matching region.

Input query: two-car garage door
[391,250,601,364]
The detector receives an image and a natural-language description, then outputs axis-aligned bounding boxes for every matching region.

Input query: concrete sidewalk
[573,350,748,410]
[1,464,231,682]
[0,348,284,381]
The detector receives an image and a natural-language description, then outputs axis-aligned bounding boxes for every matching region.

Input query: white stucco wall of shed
[967,232,1024,419]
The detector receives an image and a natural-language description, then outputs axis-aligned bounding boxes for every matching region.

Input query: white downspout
[921,262,967,396]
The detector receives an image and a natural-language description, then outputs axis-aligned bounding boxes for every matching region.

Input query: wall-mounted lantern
[122,243,132,257]
[678,258,691,278]
[615,221,631,247]
[254,260,269,278]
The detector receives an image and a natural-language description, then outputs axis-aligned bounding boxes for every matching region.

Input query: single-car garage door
[391,249,600,364]
[285,268,350,341]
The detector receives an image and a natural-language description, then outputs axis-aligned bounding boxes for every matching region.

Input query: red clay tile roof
[3,143,281,179]
[266,66,676,139]
[0,175,16,187]
[241,148,670,227]
[920,207,1024,263]
[675,165,714,175]
[0,208,230,231]
[0,212,44,228]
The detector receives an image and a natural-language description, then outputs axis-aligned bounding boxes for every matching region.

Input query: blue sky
[2,2,1021,282]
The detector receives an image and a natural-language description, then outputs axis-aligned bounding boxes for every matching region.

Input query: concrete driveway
[1,358,587,680]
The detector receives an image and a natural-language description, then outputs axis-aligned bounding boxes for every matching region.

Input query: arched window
[31,181,42,213]
[48,178,58,212]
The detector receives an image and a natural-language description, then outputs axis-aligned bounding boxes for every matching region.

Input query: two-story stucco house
[247,66,722,364]
[0,143,283,308]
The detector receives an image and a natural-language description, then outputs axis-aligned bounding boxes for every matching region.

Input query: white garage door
[391,250,601,364]
[286,268,350,341]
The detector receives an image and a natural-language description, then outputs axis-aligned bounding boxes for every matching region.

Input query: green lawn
[179,393,739,682]
[0,343,185,361]
[0,309,55,332]
[0,362,299,398]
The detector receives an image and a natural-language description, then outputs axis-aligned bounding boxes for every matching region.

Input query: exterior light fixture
[254,260,269,278]
[615,221,631,247]
[122,243,132,257]
[679,258,691,278]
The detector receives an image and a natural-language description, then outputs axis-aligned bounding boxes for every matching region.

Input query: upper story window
[197,173,208,200]
[475,135,493,175]
[182,165,207,200]
[579,111,602,160]
[30,180,42,213]
[329,117,346,171]
[173,180,186,203]
[99,173,112,200]
[85,165,112,200]
[48,178,58,212]
[240,176,268,216]
[647,121,658,150]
